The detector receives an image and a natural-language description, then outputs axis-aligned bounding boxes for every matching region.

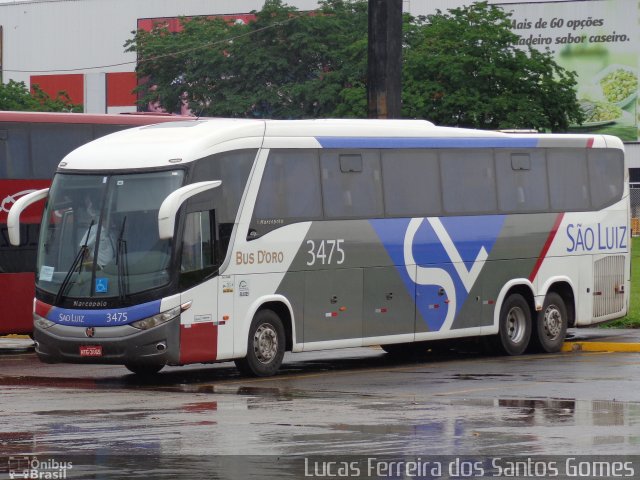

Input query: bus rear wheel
[529,292,567,353]
[497,293,532,355]
[235,309,285,377]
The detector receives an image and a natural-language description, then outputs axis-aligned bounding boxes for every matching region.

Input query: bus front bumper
[33,318,180,366]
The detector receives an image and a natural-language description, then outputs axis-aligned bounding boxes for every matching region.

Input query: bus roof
[59,118,624,172]
[0,110,188,126]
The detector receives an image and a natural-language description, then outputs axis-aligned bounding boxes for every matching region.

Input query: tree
[0,80,81,112]
[126,0,583,130]
[402,2,583,131]
[127,0,369,118]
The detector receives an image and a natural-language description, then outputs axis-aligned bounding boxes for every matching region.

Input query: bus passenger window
[496,150,548,212]
[548,149,590,211]
[321,150,383,219]
[441,150,496,214]
[31,125,92,178]
[253,150,322,231]
[0,128,29,178]
[382,150,441,217]
[588,150,624,209]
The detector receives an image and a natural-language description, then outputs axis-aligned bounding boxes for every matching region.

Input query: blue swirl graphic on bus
[371,216,505,331]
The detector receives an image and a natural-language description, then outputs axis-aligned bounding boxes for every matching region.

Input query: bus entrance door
[179,278,220,364]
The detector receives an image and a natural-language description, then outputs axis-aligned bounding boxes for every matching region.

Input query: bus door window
[189,149,255,253]
[179,210,217,289]
[181,211,214,273]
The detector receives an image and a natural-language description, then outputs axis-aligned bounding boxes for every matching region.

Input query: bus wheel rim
[254,323,278,364]
[543,305,562,340]
[506,306,526,344]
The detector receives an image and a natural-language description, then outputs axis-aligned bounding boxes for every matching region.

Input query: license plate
[80,345,103,357]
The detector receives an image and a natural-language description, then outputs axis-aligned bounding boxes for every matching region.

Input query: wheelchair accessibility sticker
[95,278,109,294]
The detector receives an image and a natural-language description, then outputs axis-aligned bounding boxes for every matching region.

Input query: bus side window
[321,150,383,219]
[382,149,441,217]
[440,149,497,215]
[30,124,92,178]
[0,127,29,178]
[253,150,323,235]
[588,149,624,209]
[548,149,590,211]
[495,150,549,213]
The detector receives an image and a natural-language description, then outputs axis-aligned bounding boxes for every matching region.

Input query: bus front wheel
[235,309,285,377]
[497,293,532,356]
[529,292,567,353]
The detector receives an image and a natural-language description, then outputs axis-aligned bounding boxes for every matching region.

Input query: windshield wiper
[55,220,94,305]
[116,216,129,302]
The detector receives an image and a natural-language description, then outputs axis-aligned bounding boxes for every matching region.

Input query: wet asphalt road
[0,346,639,478]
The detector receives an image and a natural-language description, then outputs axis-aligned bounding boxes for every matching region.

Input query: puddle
[498,398,576,422]
[451,373,514,381]
[182,401,218,413]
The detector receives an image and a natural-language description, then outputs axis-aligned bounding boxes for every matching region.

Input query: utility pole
[367,0,402,119]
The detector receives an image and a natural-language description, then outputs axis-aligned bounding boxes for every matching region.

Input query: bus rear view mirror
[158,181,221,240]
[7,188,49,246]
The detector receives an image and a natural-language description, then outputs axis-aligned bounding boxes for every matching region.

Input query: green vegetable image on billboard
[509,0,638,140]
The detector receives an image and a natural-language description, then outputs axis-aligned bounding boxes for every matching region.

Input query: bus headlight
[130,306,181,330]
[34,313,55,329]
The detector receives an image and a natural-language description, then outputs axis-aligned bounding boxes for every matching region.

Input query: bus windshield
[37,170,184,299]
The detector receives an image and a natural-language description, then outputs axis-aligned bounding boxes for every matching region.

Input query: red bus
[0,111,186,335]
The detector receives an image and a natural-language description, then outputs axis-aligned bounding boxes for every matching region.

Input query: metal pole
[367,0,402,119]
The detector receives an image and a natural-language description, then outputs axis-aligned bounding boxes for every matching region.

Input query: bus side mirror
[158,181,221,240]
[7,188,49,246]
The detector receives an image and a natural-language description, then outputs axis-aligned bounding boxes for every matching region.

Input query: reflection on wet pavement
[0,348,639,476]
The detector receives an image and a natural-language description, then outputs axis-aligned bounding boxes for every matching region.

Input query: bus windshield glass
[37,170,185,299]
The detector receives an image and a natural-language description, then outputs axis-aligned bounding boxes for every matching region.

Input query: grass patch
[601,236,640,328]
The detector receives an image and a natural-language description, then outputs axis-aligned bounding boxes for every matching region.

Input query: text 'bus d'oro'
[8,118,629,376]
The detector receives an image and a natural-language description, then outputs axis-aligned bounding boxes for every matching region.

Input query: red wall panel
[137,14,256,33]
[106,72,137,106]
[31,74,84,105]
[0,273,35,335]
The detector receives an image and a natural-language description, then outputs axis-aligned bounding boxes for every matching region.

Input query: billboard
[506,0,638,140]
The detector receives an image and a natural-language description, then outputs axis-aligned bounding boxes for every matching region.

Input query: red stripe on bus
[529,212,565,283]
[586,137,594,148]
[35,299,53,318]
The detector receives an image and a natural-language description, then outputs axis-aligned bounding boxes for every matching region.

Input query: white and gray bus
[8,119,630,376]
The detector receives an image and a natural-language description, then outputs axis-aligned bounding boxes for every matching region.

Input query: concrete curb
[0,335,35,354]
[562,341,640,353]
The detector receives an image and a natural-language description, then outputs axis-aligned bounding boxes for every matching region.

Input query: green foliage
[403,2,583,130]
[602,237,640,329]
[127,0,368,118]
[126,0,583,129]
[0,80,81,112]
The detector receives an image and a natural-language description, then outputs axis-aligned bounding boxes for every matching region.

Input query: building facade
[0,0,637,166]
